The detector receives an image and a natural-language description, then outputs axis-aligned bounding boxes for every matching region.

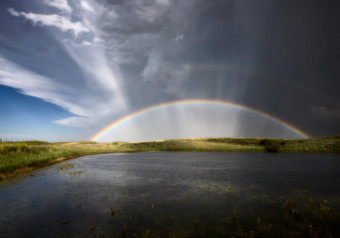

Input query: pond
[1,152,340,237]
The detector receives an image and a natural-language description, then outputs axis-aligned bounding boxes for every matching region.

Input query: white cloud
[5,0,191,134]
[8,8,19,17]
[175,34,184,41]
[93,37,105,46]
[8,9,88,36]
[0,56,88,116]
[5,2,128,133]
[81,1,94,12]
[54,116,90,127]
[0,53,128,131]
[82,41,92,46]
[44,0,72,13]
[93,37,103,43]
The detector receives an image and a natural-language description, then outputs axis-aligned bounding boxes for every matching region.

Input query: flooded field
[0,152,339,237]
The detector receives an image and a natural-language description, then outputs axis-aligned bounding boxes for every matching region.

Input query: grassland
[0,136,339,181]
[126,136,340,153]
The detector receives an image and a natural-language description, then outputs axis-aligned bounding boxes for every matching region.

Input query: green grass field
[0,136,339,180]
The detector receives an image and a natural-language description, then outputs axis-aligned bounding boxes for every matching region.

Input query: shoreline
[1,136,339,182]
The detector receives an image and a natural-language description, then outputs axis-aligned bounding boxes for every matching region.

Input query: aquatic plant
[122,223,126,238]
[68,170,83,176]
[90,221,96,232]
[202,183,234,194]
[58,163,75,170]
[250,193,269,201]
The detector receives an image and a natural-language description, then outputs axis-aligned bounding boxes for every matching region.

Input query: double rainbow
[90,99,309,141]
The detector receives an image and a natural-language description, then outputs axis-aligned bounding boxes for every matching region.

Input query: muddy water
[0,152,339,237]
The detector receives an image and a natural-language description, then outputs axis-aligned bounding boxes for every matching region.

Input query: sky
[0,0,339,142]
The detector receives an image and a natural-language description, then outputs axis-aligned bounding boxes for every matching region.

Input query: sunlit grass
[0,141,132,180]
[126,136,340,153]
[0,135,339,180]
[125,139,264,152]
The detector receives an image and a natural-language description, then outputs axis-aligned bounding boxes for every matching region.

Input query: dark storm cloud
[95,0,340,136]
[99,0,262,100]
[240,0,340,136]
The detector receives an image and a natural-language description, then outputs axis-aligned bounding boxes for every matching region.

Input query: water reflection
[0,152,339,237]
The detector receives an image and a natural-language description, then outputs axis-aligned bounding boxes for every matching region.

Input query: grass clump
[68,170,83,176]
[264,143,281,152]
[58,163,76,170]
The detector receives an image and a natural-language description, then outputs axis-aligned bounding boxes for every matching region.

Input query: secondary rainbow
[90,99,310,141]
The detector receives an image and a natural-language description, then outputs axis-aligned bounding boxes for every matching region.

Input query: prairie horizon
[1,135,339,181]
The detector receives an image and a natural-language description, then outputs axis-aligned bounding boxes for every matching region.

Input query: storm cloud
[0,0,339,141]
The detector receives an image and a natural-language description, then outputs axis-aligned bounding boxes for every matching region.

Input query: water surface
[0,152,339,237]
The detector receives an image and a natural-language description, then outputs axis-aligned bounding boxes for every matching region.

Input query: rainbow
[90,99,310,141]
